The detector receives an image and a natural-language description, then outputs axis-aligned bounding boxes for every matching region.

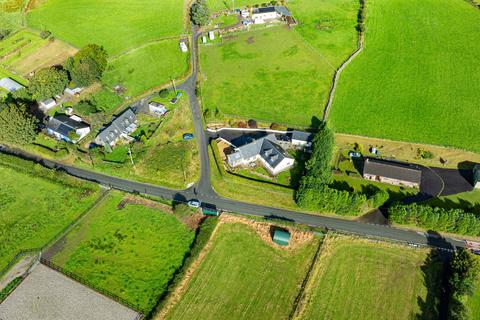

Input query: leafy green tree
[29,67,68,101]
[191,0,210,26]
[449,249,479,296]
[66,44,108,87]
[0,103,38,145]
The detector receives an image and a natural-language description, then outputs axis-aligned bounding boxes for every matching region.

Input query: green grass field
[201,26,332,126]
[200,0,359,126]
[466,258,480,320]
[0,160,99,272]
[296,235,442,320]
[103,39,189,96]
[165,222,319,320]
[27,0,185,55]
[330,0,480,152]
[0,0,26,33]
[50,191,196,313]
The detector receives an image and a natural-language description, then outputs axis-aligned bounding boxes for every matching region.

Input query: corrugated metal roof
[0,77,24,92]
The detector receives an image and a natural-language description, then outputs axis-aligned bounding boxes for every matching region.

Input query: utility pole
[171,77,177,93]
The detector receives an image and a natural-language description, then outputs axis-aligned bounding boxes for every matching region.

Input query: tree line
[388,203,480,236]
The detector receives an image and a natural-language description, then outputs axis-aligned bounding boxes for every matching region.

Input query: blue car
[183,133,194,140]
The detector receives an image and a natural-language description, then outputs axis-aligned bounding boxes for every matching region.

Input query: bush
[417,148,434,159]
[75,100,98,115]
[40,30,51,39]
[191,0,210,26]
[158,88,170,98]
[388,203,480,236]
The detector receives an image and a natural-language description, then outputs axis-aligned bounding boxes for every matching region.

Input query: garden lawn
[50,191,196,314]
[0,161,99,272]
[201,26,332,126]
[330,0,480,152]
[297,235,442,320]
[102,39,189,96]
[165,222,319,320]
[27,0,185,55]
[208,0,264,12]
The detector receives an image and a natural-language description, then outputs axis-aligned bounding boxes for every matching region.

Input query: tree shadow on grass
[415,249,446,320]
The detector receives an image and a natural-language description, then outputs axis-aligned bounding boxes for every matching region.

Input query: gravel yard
[0,264,140,320]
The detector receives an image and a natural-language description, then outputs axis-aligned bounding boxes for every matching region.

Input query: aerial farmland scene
[0,0,480,319]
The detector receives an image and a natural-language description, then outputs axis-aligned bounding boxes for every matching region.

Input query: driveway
[432,168,473,196]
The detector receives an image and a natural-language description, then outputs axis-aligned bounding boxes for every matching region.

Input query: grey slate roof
[47,115,89,137]
[363,157,422,184]
[228,134,292,170]
[290,130,312,142]
[96,108,136,145]
[0,77,24,92]
[275,6,292,16]
[256,6,276,13]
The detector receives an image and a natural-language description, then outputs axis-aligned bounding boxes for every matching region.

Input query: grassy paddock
[27,0,185,55]
[102,39,189,97]
[164,222,320,320]
[50,191,196,313]
[0,160,99,271]
[200,26,332,126]
[0,29,77,77]
[330,0,480,152]
[296,235,443,320]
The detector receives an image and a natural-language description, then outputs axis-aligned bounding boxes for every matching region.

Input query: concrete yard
[0,264,140,320]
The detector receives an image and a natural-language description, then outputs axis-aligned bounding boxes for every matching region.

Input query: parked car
[348,151,361,158]
[170,91,183,104]
[187,200,201,208]
[183,133,194,141]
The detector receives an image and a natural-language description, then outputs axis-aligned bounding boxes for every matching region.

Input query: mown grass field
[50,191,196,313]
[26,0,185,55]
[165,222,319,320]
[0,156,99,272]
[103,39,189,96]
[296,235,442,320]
[330,0,480,152]
[200,0,359,126]
[466,257,480,319]
[0,29,76,77]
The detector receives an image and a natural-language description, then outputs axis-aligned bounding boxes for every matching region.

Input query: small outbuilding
[39,98,57,111]
[272,229,291,246]
[179,40,188,52]
[0,77,24,92]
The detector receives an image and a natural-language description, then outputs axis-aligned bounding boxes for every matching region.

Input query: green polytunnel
[272,229,291,246]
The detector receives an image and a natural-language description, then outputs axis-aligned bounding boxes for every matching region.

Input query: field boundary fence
[39,258,145,317]
[219,113,315,131]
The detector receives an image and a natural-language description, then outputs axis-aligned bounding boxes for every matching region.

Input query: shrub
[29,67,69,101]
[159,88,170,98]
[40,30,51,39]
[66,44,108,87]
[191,0,210,26]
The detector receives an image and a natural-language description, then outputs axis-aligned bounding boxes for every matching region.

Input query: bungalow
[46,114,90,143]
[39,98,56,111]
[95,108,137,148]
[148,101,167,117]
[362,157,422,188]
[227,134,294,175]
[0,77,24,92]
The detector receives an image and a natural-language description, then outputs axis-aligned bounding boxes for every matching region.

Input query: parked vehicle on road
[187,200,201,208]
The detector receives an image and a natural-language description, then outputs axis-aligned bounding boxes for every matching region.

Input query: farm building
[0,77,24,92]
[227,134,294,175]
[251,6,293,24]
[38,98,57,111]
[362,157,422,188]
[179,40,188,52]
[95,108,137,149]
[272,229,291,246]
[46,114,91,143]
